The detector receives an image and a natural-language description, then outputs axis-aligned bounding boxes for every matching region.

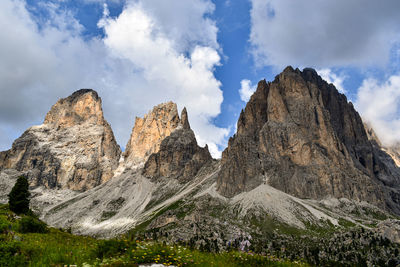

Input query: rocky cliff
[365,123,400,168]
[217,67,400,214]
[143,108,212,182]
[0,89,121,191]
[123,102,183,167]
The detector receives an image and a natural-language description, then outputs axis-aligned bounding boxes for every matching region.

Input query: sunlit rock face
[0,89,121,191]
[123,102,183,167]
[217,67,400,214]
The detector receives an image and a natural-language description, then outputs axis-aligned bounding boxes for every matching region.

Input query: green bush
[94,239,128,259]
[18,216,48,233]
[0,217,10,234]
[0,241,27,266]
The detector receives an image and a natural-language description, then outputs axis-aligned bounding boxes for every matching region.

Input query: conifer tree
[8,176,30,214]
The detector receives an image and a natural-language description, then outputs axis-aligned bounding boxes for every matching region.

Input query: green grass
[0,204,98,266]
[127,200,189,237]
[92,241,308,267]
[338,218,356,228]
[362,207,388,221]
[0,203,305,267]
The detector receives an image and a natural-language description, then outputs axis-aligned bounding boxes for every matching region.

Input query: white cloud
[355,75,400,146]
[317,69,346,93]
[239,79,257,102]
[83,0,123,3]
[249,0,400,68]
[99,1,227,157]
[0,0,228,158]
[136,0,218,53]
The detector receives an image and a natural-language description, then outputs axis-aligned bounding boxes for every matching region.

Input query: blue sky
[1,0,400,157]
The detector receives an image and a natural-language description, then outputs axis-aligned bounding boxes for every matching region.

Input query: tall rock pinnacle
[217,67,400,214]
[124,102,187,166]
[143,106,212,181]
[181,107,191,130]
[0,89,121,191]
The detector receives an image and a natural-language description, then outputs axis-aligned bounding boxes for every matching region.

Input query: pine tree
[8,176,30,214]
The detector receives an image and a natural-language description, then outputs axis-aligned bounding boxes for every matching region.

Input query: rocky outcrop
[365,123,400,167]
[123,102,182,167]
[0,89,121,191]
[217,67,400,214]
[143,108,212,182]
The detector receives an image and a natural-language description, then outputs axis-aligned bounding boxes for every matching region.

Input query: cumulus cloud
[317,69,347,93]
[239,79,257,102]
[249,0,400,68]
[355,75,400,146]
[134,0,218,53]
[0,0,228,157]
[99,1,227,157]
[83,0,123,3]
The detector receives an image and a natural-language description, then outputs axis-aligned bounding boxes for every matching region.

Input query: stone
[0,89,121,191]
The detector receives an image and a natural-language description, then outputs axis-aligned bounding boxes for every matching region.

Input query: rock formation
[0,89,121,191]
[123,102,182,167]
[365,123,400,168]
[143,108,212,182]
[217,67,400,214]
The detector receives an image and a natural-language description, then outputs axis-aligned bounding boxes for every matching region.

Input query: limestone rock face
[124,102,183,166]
[0,89,121,191]
[217,67,400,213]
[44,89,104,127]
[143,109,212,182]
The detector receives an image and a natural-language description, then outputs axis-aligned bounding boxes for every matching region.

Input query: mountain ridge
[1,67,400,260]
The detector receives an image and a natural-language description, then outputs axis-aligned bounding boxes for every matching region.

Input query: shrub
[18,216,48,233]
[0,217,10,234]
[0,241,27,266]
[8,176,30,214]
[94,239,128,259]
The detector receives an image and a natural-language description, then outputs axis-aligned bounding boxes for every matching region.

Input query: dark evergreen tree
[8,176,30,214]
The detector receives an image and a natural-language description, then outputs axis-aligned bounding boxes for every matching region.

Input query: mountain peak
[44,89,104,128]
[124,101,191,166]
[217,66,400,214]
[0,89,121,191]
[282,65,295,73]
[66,89,99,102]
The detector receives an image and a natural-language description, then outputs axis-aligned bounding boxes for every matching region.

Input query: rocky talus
[217,67,400,214]
[143,108,212,182]
[123,102,183,167]
[0,89,121,191]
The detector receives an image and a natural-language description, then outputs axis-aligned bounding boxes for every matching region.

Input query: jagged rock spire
[181,107,191,130]
[124,102,195,166]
